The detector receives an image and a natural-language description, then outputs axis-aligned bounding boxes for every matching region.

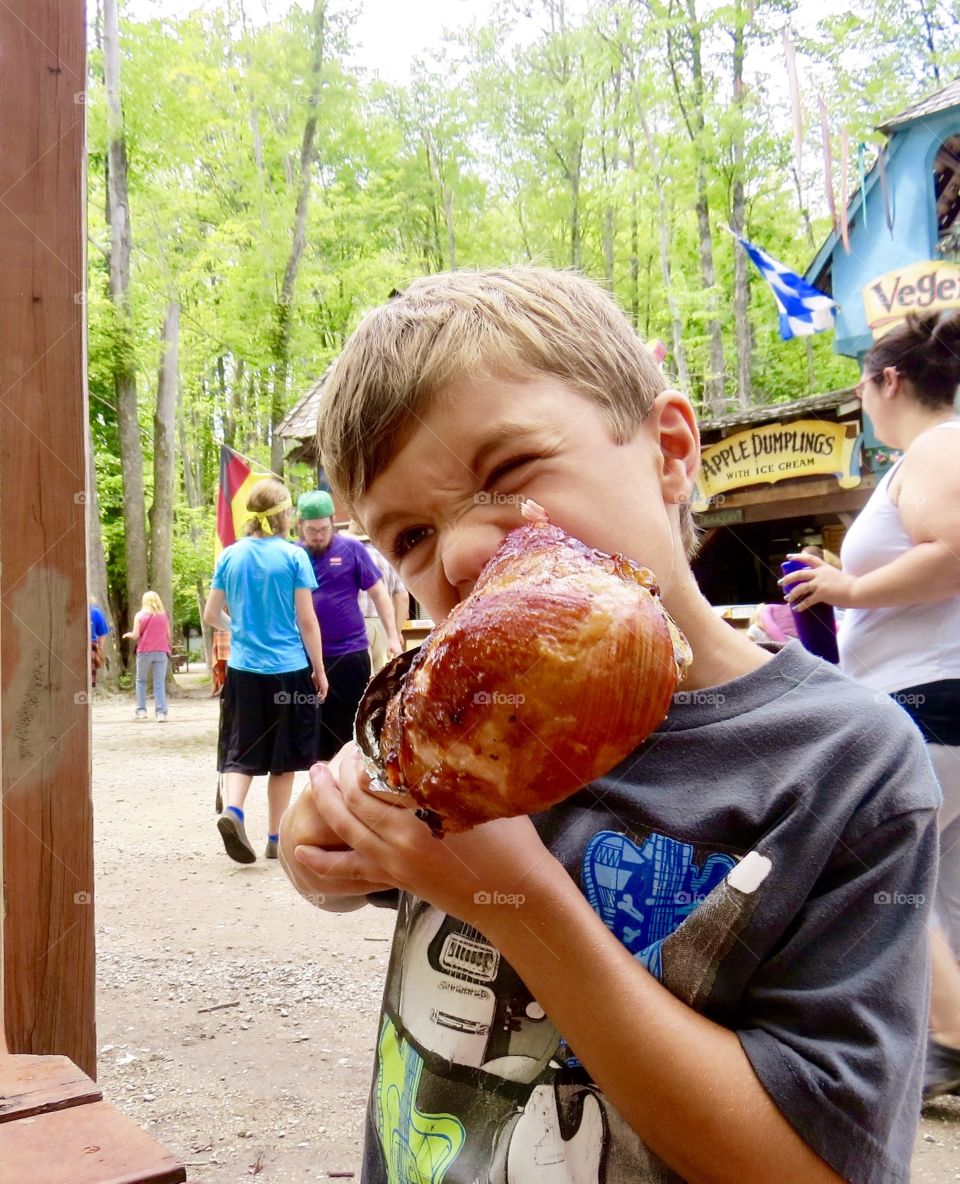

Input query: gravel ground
[93,675,394,1182]
[92,673,960,1181]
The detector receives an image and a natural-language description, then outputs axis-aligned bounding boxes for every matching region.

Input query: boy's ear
[651,391,700,508]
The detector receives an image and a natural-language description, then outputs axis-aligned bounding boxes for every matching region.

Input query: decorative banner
[783,30,803,174]
[819,97,838,231]
[877,147,894,234]
[863,260,960,338]
[857,142,868,230]
[693,419,862,510]
[839,128,851,254]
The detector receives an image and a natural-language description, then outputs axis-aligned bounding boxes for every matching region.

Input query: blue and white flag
[732,232,836,341]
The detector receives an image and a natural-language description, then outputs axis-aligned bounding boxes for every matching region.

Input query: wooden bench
[0,1054,186,1184]
[170,648,189,673]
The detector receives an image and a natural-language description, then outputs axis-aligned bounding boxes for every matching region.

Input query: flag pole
[221,443,283,482]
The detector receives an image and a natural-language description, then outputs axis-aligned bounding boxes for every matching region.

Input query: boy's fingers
[310,760,385,849]
[293,843,392,895]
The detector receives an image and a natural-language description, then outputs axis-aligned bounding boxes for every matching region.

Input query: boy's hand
[278,750,393,909]
[306,745,554,924]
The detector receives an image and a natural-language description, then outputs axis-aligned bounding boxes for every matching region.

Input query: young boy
[280,267,938,1184]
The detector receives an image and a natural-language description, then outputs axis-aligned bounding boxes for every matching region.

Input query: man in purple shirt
[297,491,403,759]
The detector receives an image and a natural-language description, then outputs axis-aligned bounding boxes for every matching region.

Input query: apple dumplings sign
[693,419,862,511]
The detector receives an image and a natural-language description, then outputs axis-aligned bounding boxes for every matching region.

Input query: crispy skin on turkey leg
[358,509,691,834]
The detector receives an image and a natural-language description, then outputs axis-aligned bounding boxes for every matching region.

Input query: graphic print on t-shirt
[581,829,737,979]
[373,827,767,1184]
[374,1015,465,1183]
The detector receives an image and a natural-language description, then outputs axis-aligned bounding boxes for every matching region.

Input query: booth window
[935,133,960,258]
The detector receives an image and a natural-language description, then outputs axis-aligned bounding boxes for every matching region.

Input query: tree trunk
[148,301,179,627]
[628,136,639,327]
[730,0,751,408]
[217,355,234,447]
[103,0,148,630]
[634,95,692,395]
[665,0,724,411]
[271,0,327,476]
[443,186,456,270]
[685,0,725,413]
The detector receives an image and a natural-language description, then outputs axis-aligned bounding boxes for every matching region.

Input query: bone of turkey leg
[377,520,691,833]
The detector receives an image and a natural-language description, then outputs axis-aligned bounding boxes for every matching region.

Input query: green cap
[297,490,335,520]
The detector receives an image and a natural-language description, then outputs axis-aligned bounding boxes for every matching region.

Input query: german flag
[215,446,266,555]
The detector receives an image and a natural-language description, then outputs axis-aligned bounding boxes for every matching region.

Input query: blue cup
[780,559,839,664]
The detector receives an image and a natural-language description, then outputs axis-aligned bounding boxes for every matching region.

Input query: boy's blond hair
[318,266,697,554]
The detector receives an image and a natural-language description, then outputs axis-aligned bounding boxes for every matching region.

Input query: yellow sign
[863,261,960,339]
[693,419,861,510]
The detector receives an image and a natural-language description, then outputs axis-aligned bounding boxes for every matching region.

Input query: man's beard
[304,538,333,557]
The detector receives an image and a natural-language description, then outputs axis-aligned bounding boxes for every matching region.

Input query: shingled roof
[697,388,860,435]
[877,76,960,134]
[276,366,330,441]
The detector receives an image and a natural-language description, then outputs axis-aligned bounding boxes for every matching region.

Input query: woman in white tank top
[781,309,960,1101]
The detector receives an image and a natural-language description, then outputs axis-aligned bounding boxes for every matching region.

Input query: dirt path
[92,675,960,1181]
[94,677,394,1181]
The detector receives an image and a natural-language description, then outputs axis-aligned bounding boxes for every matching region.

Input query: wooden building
[805,76,960,360]
[275,367,353,523]
[697,77,960,610]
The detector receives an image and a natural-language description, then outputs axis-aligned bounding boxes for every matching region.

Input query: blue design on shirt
[582,830,735,979]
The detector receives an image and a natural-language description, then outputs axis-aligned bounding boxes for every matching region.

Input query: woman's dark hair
[863,310,960,409]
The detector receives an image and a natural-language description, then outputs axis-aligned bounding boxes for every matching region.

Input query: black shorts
[891,679,960,747]
[317,648,372,761]
[218,666,319,776]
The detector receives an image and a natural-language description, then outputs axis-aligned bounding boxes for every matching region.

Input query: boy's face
[357,372,699,623]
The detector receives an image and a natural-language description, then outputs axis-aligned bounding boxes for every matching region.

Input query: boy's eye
[486,454,539,488]
[390,525,433,561]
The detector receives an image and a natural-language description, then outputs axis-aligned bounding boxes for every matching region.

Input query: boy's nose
[440,521,507,600]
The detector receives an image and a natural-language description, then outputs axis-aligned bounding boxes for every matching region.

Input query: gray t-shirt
[360,644,939,1184]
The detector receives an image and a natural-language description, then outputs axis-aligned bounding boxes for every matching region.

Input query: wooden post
[0,0,95,1075]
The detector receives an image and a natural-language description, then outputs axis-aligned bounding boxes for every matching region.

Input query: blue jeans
[136,651,169,715]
